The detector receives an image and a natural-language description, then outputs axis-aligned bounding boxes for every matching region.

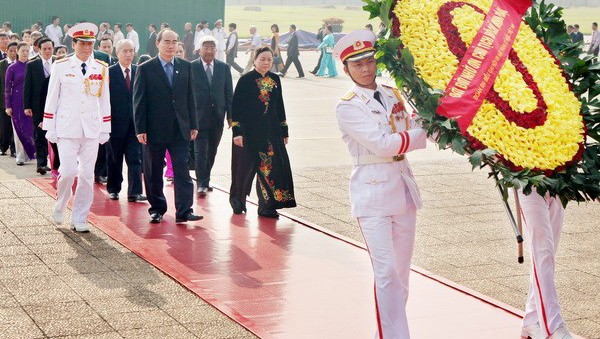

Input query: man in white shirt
[113,23,125,48]
[212,19,226,61]
[243,25,261,74]
[225,23,244,74]
[125,23,140,53]
[44,16,63,47]
[2,22,13,36]
[589,22,599,56]
[29,31,43,59]
[194,21,212,54]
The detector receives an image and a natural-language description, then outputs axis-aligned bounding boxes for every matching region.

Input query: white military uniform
[43,54,111,227]
[512,189,567,338]
[336,83,426,339]
[212,20,226,62]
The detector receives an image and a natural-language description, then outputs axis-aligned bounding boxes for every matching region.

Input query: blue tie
[165,62,173,86]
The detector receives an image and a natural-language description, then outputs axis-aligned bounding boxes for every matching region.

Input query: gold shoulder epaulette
[56,58,69,63]
[95,59,108,67]
[341,91,356,101]
[382,84,403,101]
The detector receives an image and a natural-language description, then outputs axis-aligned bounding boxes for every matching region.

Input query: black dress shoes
[108,193,119,200]
[175,213,203,223]
[230,196,246,214]
[128,194,148,202]
[149,213,163,223]
[258,209,279,219]
[36,166,47,175]
[95,176,107,184]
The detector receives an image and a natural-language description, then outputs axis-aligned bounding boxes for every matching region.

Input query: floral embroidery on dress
[258,143,294,203]
[256,76,277,113]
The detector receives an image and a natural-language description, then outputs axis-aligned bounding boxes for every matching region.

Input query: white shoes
[521,323,545,339]
[70,222,90,233]
[52,210,65,225]
[548,326,573,339]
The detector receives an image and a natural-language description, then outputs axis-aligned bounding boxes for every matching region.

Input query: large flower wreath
[363,0,600,206]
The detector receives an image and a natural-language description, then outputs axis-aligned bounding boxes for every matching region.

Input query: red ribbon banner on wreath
[436,0,532,133]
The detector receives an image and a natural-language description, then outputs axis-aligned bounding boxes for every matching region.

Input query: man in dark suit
[0,40,16,156]
[183,22,195,60]
[281,24,305,78]
[191,36,233,195]
[107,39,146,202]
[225,23,243,74]
[146,24,158,57]
[98,37,118,65]
[571,24,584,43]
[310,24,325,75]
[133,28,201,224]
[23,37,55,174]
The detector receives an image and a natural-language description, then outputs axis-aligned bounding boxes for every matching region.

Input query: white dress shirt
[113,31,125,47]
[44,24,63,46]
[127,30,140,53]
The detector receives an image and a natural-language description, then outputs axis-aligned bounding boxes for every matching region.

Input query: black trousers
[106,133,143,196]
[226,53,244,74]
[0,112,14,154]
[312,51,324,73]
[95,144,107,177]
[194,126,224,188]
[282,55,305,77]
[143,133,194,218]
[230,144,273,211]
[50,142,60,170]
[34,125,48,167]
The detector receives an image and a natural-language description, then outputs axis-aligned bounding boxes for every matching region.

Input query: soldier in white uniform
[43,23,111,232]
[212,19,226,62]
[334,30,427,339]
[516,189,573,339]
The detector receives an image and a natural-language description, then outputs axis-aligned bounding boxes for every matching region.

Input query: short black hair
[0,32,8,38]
[126,23,133,27]
[594,22,598,27]
[229,23,237,29]
[149,24,156,29]
[161,22,170,28]
[54,45,67,53]
[574,24,580,29]
[157,28,178,42]
[7,41,18,49]
[100,37,113,44]
[271,24,279,33]
[115,23,122,29]
[201,20,207,25]
[22,29,32,36]
[3,22,12,28]
[254,45,273,60]
[52,16,60,22]
[36,37,54,48]
[290,24,296,30]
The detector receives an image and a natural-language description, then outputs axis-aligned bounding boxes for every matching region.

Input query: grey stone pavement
[0,52,599,338]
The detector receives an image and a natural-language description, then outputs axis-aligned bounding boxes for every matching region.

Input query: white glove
[99,133,110,145]
[45,130,58,144]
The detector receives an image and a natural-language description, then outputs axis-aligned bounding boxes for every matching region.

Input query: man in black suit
[107,39,146,202]
[281,24,305,78]
[191,36,233,195]
[0,40,16,156]
[571,24,584,43]
[225,23,243,74]
[133,28,201,224]
[146,24,158,57]
[23,37,55,174]
[98,37,118,65]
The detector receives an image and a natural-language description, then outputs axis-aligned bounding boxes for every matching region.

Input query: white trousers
[12,124,30,163]
[54,138,99,224]
[358,207,416,339]
[516,189,565,336]
[216,49,225,62]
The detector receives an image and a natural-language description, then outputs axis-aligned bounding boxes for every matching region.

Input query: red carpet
[31,178,528,338]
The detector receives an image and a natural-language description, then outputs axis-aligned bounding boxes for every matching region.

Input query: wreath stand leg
[513,188,525,264]
[492,171,524,264]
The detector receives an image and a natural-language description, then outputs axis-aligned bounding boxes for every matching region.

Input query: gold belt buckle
[393,155,405,162]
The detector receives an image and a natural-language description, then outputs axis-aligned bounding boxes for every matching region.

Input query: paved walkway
[0,51,598,338]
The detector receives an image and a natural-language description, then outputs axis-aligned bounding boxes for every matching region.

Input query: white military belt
[352,154,405,166]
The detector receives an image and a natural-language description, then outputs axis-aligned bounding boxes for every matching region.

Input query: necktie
[125,68,131,91]
[43,61,51,78]
[165,62,173,86]
[374,91,386,109]
[81,62,87,75]
[206,63,212,86]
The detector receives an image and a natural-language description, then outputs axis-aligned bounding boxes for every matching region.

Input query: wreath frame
[363,0,600,206]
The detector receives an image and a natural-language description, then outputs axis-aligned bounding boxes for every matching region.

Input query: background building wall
[225,0,599,6]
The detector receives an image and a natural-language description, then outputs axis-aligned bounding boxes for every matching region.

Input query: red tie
[125,68,131,91]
